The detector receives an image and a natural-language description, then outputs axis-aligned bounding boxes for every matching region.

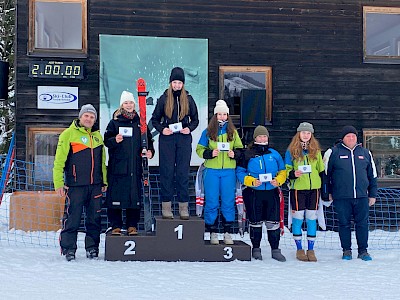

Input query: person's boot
[210,232,219,245]
[223,232,234,245]
[127,227,138,236]
[296,249,308,261]
[307,250,317,262]
[179,202,190,220]
[86,248,99,259]
[223,222,234,244]
[342,250,352,260]
[271,249,286,262]
[162,201,173,219]
[252,247,263,260]
[65,250,76,262]
[111,228,122,235]
[357,251,372,261]
[250,226,263,257]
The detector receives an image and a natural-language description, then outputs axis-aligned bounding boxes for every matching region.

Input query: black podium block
[105,234,158,261]
[105,217,251,262]
[200,240,252,262]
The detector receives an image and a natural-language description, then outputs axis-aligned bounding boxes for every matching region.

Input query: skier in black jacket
[150,67,199,220]
[104,91,154,236]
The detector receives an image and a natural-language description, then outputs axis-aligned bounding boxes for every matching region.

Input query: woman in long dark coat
[104,91,154,235]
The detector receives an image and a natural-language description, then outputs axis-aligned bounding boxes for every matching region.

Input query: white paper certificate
[298,165,312,173]
[259,173,272,182]
[169,122,183,133]
[217,142,230,151]
[119,127,133,137]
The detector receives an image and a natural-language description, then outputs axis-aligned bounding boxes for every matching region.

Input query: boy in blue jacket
[236,126,286,261]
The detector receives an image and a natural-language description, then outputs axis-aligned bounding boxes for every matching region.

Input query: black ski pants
[60,184,103,254]
[107,208,140,229]
[159,133,192,202]
[243,188,281,249]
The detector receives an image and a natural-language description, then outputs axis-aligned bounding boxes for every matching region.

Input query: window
[219,66,272,126]
[363,6,400,64]
[364,129,400,183]
[28,0,87,57]
[27,127,64,185]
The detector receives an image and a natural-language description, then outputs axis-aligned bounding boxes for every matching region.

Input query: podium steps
[105,217,251,262]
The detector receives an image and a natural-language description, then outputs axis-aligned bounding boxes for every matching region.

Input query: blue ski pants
[203,168,236,226]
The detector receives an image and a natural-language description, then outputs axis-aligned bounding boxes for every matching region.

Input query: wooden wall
[15,0,400,159]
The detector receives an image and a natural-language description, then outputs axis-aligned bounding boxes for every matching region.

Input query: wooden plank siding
[15,0,400,161]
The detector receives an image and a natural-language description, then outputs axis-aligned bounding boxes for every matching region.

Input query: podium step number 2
[105,217,251,262]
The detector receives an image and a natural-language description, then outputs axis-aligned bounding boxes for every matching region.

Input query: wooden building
[15,0,400,186]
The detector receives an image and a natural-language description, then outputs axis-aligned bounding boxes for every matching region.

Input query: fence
[1,154,400,250]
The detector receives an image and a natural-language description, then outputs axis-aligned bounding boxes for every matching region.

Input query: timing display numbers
[29,61,84,79]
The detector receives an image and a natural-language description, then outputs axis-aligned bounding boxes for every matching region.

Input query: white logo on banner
[37,86,79,109]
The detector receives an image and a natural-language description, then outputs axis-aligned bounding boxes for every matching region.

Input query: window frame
[219,66,273,125]
[363,6,400,64]
[363,129,400,185]
[28,0,88,57]
[26,127,65,186]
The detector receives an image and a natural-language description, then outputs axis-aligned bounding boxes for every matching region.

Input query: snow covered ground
[1,194,399,299]
[1,231,399,300]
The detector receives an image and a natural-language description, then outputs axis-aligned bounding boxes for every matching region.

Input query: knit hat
[169,67,185,83]
[120,91,136,106]
[341,125,358,139]
[297,122,314,133]
[79,104,97,120]
[214,100,229,114]
[253,125,269,139]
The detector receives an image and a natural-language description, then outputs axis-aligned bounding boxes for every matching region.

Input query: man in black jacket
[326,125,377,261]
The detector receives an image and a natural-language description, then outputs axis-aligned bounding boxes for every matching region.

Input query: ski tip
[137,78,145,85]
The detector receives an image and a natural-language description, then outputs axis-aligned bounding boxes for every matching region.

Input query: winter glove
[244,176,257,187]
[275,170,287,186]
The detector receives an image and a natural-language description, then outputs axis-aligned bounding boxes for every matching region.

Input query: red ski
[137,78,152,233]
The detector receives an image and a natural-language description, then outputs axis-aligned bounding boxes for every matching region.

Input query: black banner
[0,61,9,100]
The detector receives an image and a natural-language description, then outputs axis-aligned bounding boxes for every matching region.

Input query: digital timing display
[28,61,84,79]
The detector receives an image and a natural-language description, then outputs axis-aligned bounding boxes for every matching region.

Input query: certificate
[169,122,183,133]
[217,142,230,151]
[259,173,272,182]
[298,165,312,173]
[119,127,133,137]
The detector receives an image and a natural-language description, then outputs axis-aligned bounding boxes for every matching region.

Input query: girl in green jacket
[284,122,325,262]
[196,100,243,245]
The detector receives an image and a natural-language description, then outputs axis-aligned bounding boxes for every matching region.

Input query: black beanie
[169,67,185,84]
[341,125,358,139]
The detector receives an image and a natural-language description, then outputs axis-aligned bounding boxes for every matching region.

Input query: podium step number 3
[105,217,251,262]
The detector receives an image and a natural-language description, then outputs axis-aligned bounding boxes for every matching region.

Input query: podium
[105,217,251,262]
